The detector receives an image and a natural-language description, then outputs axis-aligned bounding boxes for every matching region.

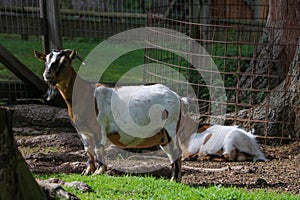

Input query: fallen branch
[127,155,169,161]
[182,165,244,172]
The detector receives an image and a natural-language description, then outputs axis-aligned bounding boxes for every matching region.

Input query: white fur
[46,51,61,69]
[188,125,268,161]
[94,84,182,163]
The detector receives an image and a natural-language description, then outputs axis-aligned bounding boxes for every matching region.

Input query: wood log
[0,107,47,200]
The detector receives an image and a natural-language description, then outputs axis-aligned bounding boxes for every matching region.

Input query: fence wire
[0,0,299,144]
[145,1,299,144]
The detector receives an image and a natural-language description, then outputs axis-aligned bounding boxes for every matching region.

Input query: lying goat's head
[34,49,80,85]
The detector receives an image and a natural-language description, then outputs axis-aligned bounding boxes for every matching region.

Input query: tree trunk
[189,0,211,51]
[226,1,300,142]
[252,41,300,141]
[0,107,48,200]
[237,0,300,101]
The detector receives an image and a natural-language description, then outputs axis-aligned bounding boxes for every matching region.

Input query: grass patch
[0,34,253,86]
[18,145,64,156]
[36,174,299,200]
[0,35,144,83]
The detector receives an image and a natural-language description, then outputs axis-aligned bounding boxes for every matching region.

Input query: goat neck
[55,67,76,120]
[56,68,75,101]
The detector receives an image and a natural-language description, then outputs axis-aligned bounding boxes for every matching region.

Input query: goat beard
[44,84,58,101]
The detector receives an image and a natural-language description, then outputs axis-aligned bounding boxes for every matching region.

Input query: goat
[94,84,183,180]
[34,49,104,175]
[180,119,269,162]
[34,49,183,181]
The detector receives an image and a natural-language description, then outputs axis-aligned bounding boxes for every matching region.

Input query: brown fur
[34,50,101,166]
[203,133,212,145]
[107,129,170,148]
[197,124,211,134]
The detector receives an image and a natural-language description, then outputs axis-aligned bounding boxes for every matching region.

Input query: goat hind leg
[160,138,182,181]
[170,156,182,182]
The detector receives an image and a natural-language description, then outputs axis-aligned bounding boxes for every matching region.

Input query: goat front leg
[82,150,96,175]
[80,134,96,175]
[94,144,107,174]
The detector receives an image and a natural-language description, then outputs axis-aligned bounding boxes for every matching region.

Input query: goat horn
[63,49,86,65]
[76,54,86,65]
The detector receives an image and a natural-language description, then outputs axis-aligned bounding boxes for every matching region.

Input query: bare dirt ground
[11,104,300,195]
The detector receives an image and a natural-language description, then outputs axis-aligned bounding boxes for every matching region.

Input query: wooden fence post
[40,0,62,52]
[0,107,47,200]
[0,44,66,107]
[39,0,50,53]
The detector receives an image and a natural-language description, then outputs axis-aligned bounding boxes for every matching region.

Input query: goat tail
[180,97,189,105]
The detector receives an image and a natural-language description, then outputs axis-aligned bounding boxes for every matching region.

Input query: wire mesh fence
[0,0,156,97]
[0,1,164,79]
[0,0,299,143]
[144,1,299,144]
[0,0,43,82]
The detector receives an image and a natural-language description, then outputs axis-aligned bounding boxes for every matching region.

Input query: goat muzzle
[43,70,56,83]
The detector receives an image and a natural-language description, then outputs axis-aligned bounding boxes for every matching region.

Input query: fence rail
[0,6,147,39]
[0,81,38,102]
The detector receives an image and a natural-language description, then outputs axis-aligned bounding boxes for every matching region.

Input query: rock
[64,181,92,192]
[38,179,80,200]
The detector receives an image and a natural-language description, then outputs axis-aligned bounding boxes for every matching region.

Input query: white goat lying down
[34,49,183,181]
[183,124,268,162]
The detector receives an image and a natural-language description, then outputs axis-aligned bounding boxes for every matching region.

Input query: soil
[11,104,300,195]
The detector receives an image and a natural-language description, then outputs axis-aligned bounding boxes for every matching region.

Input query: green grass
[18,145,64,155]
[0,35,144,83]
[0,34,253,86]
[36,174,299,200]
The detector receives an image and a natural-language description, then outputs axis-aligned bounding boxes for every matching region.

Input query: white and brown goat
[34,49,183,181]
[180,119,269,162]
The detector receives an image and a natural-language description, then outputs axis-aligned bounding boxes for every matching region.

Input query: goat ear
[34,50,46,61]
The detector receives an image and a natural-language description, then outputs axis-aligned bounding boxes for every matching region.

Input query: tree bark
[189,0,211,51]
[226,0,300,142]
[0,107,48,200]
[237,0,300,101]
[251,41,300,140]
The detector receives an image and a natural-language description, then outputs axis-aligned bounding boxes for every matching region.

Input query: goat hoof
[93,165,107,175]
[222,153,233,161]
[82,164,96,175]
[170,176,181,182]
